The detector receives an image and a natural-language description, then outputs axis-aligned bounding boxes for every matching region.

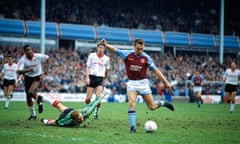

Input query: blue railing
[165,31,190,46]
[0,18,239,49]
[132,29,163,45]
[60,23,95,40]
[0,19,25,35]
[97,27,130,43]
[27,20,58,38]
[191,33,215,48]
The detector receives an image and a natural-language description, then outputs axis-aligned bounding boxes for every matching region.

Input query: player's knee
[28,91,36,98]
[147,105,155,111]
[85,99,90,104]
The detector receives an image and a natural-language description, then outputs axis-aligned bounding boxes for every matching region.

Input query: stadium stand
[0,0,239,100]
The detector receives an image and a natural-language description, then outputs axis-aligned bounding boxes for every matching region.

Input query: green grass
[0,101,239,144]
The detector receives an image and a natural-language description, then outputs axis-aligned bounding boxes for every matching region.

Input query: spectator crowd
[0,0,239,36]
[0,0,239,97]
[0,45,239,97]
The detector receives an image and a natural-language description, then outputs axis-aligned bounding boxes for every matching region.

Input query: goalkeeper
[40,88,111,127]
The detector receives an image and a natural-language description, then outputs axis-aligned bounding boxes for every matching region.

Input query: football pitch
[0,101,239,144]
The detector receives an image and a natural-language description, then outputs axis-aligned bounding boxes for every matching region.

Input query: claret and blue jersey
[115,48,157,80]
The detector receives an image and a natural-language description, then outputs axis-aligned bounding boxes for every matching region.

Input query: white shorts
[126,79,152,96]
[193,86,202,94]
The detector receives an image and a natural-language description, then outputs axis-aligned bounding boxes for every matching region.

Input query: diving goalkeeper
[39,88,111,127]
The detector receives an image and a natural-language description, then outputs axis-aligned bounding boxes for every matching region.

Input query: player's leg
[26,93,37,120]
[224,84,230,104]
[37,94,66,112]
[24,77,37,120]
[127,91,138,133]
[3,85,10,109]
[3,79,11,109]
[230,91,237,113]
[85,87,94,104]
[199,88,203,104]
[196,92,200,107]
[224,92,230,103]
[4,84,14,109]
[81,87,111,120]
[29,80,42,113]
[194,91,201,107]
[143,94,174,111]
[94,85,103,119]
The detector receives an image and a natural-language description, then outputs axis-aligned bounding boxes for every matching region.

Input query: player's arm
[104,58,110,80]
[153,69,171,90]
[0,65,5,77]
[17,68,34,74]
[222,72,226,82]
[46,119,58,126]
[17,57,33,74]
[100,39,116,53]
[43,56,50,74]
[16,74,24,84]
[0,72,3,78]
[104,69,108,80]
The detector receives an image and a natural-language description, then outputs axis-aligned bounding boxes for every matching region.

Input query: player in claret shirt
[100,38,174,133]
[191,70,204,108]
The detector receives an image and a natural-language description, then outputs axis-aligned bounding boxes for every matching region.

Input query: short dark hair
[134,38,144,46]
[7,51,12,57]
[232,59,237,65]
[23,44,30,51]
[97,43,105,48]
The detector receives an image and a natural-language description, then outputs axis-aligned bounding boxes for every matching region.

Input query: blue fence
[27,20,58,38]
[132,29,163,45]
[216,35,239,49]
[0,19,25,35]
[0,18,239,49]
[97,27,130,43]
[191,33,215,48]
[165,31,190,46]
[60,23,95,40]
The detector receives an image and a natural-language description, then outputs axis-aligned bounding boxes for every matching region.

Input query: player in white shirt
[17,45,49,120]
[0,54,18,109]
[85,43,110,119]
[223,60,240,113]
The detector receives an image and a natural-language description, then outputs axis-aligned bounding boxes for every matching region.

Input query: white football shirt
[86,53,110,77]
[17,53,49,77]
[2,63,18,80]
[224,68,240,85]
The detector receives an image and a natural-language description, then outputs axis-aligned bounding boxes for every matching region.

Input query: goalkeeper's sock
[128,108,136,128]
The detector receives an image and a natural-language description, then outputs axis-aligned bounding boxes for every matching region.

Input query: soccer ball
[144,120,157,132]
